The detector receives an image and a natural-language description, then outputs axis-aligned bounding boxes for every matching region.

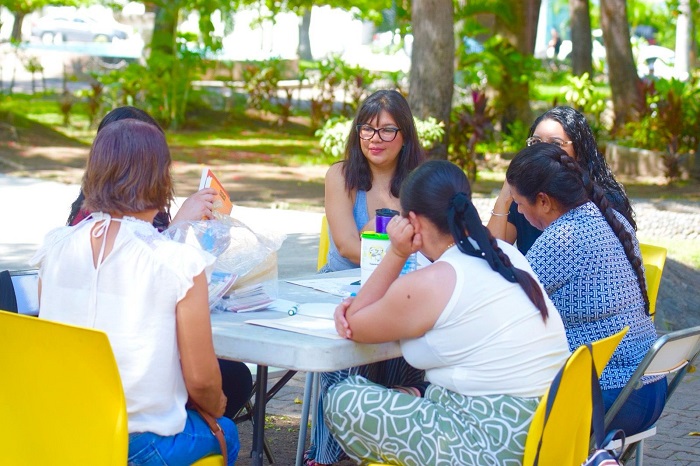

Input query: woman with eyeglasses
[306,90,426,466]
[321,89,425,272]
[487,106,635,254]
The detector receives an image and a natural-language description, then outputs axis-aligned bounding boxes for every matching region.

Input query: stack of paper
[215,283,275,313]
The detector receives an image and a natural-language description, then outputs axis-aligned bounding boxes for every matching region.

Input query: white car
[31,13,131,44]
[636,45,686,81]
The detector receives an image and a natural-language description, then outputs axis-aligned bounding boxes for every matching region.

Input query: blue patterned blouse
[526,202,658,390]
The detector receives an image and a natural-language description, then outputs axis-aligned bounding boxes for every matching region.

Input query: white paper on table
[265,299,337,319]
[245,313,342,340]
[286,277,360,297]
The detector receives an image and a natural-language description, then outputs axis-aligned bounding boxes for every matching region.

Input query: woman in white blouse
[325,160,570,465]
[32,119,239,465]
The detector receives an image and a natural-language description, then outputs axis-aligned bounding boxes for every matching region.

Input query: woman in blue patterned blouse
[505,143,666,437]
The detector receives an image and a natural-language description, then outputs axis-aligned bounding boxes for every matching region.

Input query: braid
[582,172,651,315]
[448,193,549,321]
[486,231,550,321]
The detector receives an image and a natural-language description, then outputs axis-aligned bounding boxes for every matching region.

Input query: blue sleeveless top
[323,190,370,272]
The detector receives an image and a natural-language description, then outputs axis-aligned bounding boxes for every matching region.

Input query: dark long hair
[343,90,424,197]
[67,106,170,228]
[401,160,549,321]
[506,144,650,315]
[529,106,636,229]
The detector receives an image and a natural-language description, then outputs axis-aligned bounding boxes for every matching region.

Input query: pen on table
[350,280,361,286]
[288,304,300,316]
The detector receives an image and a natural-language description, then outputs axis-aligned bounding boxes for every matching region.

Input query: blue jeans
[602,377,667,436]
[128,409,239,466]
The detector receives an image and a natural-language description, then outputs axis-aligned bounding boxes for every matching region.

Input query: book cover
[199,167,233,216]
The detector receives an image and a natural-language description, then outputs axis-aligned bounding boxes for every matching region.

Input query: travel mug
[375,208,399,233]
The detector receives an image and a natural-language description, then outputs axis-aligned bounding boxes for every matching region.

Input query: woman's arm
[176,272,227,418]
[171,188,218,225]
[325,164,363,264]
[336,216,454,343]
[486,180,518,244]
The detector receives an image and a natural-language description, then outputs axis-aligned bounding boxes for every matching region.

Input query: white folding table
[211,270,402,466]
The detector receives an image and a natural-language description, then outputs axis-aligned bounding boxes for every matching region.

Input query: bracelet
[490,210,508,217]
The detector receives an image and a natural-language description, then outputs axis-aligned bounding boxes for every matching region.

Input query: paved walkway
[2,173,699,464]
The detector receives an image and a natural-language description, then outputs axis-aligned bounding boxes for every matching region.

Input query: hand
[172,188,217,224]
[334,297,354,339]
[492,181,513,214]
[386,215,421,259]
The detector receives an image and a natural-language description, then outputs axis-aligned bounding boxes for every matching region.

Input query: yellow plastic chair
[317,214,330,271]
[0,311,128,465]
[590,327,629,378]
[639,242,667,320]
[523,328,625,466]
[0,311,224,466]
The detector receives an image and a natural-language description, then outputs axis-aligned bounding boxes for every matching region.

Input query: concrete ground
[2,173,699,465]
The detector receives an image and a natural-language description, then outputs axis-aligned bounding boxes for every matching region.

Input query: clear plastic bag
[164,216,286,312]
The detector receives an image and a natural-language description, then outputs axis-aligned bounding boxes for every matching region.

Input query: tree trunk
[600,0,644,132]
[408,0,454,159]
[492,0,540,133]
[675,0,690,78]
[150,5,179,58]
[569,0,593,76]
[297,8,313,61]
[11,12,26,43]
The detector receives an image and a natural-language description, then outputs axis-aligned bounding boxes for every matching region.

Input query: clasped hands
[334,215,420,339]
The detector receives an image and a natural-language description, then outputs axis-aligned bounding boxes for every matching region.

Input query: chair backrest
[0,312,128,465]
[523,330,623,466]
[317,214,330,271]
[639,243,667,320]
[604,325,700,428]
[522,345,594,466]
[590,327,629,378]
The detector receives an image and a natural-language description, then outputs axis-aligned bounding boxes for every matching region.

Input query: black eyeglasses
[526,136,574,148]
[356,124,401,142]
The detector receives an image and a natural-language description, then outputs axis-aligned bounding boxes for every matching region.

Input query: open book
[245,299,342,339]
[199,167,233,216]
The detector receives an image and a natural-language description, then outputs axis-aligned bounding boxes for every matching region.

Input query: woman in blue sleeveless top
[307,90,425,465]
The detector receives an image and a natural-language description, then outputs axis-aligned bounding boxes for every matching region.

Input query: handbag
[187,399,228,464]
[582,342,625,466]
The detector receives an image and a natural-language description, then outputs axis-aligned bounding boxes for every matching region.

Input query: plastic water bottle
[400,252,417,276]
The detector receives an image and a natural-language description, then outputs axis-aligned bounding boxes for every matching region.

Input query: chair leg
[635,439,644,466]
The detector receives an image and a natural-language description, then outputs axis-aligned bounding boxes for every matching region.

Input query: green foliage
[561,72,608,139]
[315,116,445,158]
[301,55,379,129]
[456,34,541,121]
[620,76,700,181]
[449,90,495,181]
[242,58,293,124]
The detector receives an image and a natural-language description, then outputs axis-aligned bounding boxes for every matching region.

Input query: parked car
[31,13,131,44]
[636,44,686,81]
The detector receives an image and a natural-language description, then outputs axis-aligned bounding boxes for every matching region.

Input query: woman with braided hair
[488,105,635,255]
[323,160,569,465]
[506,143,666,437]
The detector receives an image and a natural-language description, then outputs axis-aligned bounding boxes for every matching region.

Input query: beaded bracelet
[490,210,508,217]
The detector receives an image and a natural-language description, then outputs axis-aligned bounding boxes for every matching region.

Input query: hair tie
[449,192,469,214]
